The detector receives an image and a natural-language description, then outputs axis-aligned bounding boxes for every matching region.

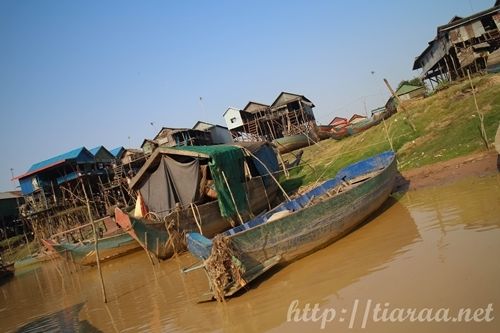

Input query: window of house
[230,117,237,123]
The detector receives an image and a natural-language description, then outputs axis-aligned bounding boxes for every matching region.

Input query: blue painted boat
[51,232,140,266]
[185,151,397,301]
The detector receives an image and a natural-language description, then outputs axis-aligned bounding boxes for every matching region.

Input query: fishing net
[204,235,246,302]
[164,210,186,256]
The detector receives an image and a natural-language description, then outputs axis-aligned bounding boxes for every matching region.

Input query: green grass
[281,74,500,192]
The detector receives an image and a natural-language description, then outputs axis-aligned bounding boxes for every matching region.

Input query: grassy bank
[282,73,500,191]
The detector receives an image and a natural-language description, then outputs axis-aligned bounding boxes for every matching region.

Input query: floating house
[223,92,318,142]
[395,84,426,101]
[348,114,368,125]
[153,127,213,147]
[14,146,135,239]
[328,117,349,129]
[413,1,500,87]
[192,121,233,144]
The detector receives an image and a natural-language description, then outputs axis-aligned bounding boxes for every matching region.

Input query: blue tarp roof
[27,147,87,173]
[89,146,104,155]
[110,146,125,158]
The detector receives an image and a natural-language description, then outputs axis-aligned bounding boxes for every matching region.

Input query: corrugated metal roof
[15,147,93,180]
[27,147,86,172]
[89,146,104,155]
[110,147,125,158]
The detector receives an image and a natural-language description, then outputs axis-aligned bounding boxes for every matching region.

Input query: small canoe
[50,232,140,266]
[186,151,397,301]
[273,134,312,154]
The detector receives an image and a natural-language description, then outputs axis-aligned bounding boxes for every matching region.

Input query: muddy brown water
[1,175,499,332]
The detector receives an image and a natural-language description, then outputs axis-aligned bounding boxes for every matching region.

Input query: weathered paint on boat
[186,151,397,300]
[116,176,278,260]
[272,134,312,154]
[51,232,140,266]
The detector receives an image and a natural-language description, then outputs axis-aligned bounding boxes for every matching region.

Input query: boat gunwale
[223,152,396,239]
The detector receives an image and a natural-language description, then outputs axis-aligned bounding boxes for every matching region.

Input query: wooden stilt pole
[81,181,107,303]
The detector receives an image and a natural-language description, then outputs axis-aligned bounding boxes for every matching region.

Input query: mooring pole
[81,181,107,303]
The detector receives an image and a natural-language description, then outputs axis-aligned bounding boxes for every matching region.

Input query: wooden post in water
[144,231,155,266]
[81,181,107,303]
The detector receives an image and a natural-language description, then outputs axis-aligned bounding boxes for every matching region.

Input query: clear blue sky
[0,0,494,191]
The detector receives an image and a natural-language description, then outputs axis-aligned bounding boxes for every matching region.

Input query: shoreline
[395,150,499,192]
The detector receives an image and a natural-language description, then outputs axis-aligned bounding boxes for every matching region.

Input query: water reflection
[15,303,102,333]
[0,175,499,332]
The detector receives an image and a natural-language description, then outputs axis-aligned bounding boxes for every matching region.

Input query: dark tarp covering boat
[117,142,280,260]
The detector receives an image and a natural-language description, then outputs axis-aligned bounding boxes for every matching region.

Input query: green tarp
[174,145,248,218]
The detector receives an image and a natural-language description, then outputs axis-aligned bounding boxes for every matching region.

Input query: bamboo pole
[383,78,417,132]
[81,181,107,303]
[144,231,155,266]
[467,70,490,150]
[243,148,292,202]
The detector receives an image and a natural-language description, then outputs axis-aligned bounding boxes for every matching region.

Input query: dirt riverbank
[396,150,499,192]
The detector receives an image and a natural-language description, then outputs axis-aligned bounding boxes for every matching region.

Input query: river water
[1,175,499,332]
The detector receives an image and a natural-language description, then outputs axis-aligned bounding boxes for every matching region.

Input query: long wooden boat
[115,175,278,260]
[116,143,281,261]
[317,125,334,140]
[331,126,350,140]
[347,117,381,136]
[49,231,140,266]
[185,151,397,301]
[272,133,312,154]
[0,262,15,280]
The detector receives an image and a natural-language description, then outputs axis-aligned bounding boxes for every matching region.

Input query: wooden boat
[330,126,350,140]
[116,143,280,260]
[272,133,312,154]
[317,125,334,140]
[0,262,15,280]
[48,231,140,266]
[185,151,397,301]
[347,117,381,135]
